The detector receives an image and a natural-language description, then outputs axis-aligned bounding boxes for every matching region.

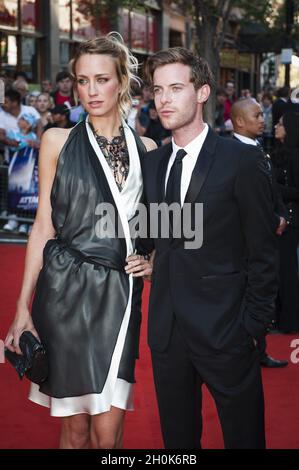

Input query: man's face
[240,103,264,138]
[217,93,226,105]
[225,82,235,97]
[52,112,64,123]
[2,97,14,113]
[58,77,72,94]
[153,63,206,132]
[42,80,52,92]
[142,86,152,102]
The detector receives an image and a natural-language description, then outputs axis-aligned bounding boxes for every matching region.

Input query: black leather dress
[31,120,145,399]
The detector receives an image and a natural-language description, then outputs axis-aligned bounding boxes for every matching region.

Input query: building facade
[0,0,260,93]
[0,0,193,84]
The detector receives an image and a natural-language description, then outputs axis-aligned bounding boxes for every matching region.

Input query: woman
[35,92,54,129]
[5,33,155,449]
[273,112,299,333]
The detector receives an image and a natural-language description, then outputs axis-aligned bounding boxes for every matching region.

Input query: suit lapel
[184,127,218,205]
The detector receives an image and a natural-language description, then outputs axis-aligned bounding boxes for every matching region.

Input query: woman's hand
[4,304,39,355]
[125,253,153,281]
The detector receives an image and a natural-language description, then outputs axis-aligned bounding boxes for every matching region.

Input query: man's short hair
[276,86,289,98]
[56,71,72,83]
[145,47,214,91]
[50,104,70,118]
[5,89,21,105]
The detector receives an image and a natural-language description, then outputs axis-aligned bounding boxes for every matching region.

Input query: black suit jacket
[141,128,278,354]
[232,135,288,223]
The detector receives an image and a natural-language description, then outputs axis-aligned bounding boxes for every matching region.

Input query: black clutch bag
[5,331,48,385]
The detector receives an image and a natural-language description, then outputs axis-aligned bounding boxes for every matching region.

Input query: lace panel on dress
[89,122,130,192]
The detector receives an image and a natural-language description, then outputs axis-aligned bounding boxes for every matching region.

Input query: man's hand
[125,251,155,281]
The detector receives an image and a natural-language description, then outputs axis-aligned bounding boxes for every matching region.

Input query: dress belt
[48,238,126,273]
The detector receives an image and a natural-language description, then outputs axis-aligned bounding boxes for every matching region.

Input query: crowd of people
[1,37,299,449]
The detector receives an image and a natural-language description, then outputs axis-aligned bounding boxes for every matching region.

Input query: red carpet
[0,244,298,449]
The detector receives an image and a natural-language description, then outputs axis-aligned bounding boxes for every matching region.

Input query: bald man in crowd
[231,98,288,368]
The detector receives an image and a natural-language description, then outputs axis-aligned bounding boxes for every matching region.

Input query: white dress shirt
[233,132,259,147]
[165,123,209,206]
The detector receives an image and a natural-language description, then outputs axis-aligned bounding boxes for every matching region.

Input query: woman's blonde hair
[69,32,140,117]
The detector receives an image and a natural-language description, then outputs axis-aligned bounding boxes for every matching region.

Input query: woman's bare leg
[90,407,125,449]
[60,414,91,449]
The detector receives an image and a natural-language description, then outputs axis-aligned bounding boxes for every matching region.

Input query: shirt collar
[172,123,209,159]
[234,132,257,146]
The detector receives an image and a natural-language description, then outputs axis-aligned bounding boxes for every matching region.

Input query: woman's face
[28,95,37,108]
[36,94,51,113]
[75,54,121,118]
[275,117,286,142]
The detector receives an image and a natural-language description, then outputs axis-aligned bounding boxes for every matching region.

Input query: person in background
[127,89,142,130]
[135,83,153,136]
[14,71,29,84]
[0,89,41,162]
[52,71,75,107]
[142,100,171,146]
[223,80,236,122]
[35,93,54,129]
[3,112,39,234]
[272,87,289,129]
[12,79,29,105]
[41,79,53,94]
[240,89,252,99]
[273,112,299,334]
[231,98,289,368]
[214,87,227,136]
[26,91,40,109]
[6,113,39,152]
[261,93,273,153]
[44,104,74,131]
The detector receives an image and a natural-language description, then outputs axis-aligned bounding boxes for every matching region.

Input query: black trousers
[151,320,265,449]
[278,226,299,332]
[257,335,267,358]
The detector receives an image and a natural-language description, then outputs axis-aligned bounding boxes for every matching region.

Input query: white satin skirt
[28,273,135,417]
[29,379,134,417]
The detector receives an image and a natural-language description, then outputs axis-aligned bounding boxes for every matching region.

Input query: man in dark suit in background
[127,47,279,449]
[272,87,289,129]
[231,98,288,368]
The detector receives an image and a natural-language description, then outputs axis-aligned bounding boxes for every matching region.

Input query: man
[214,87,227,136]
[134,48,278,449]
[52,71,75,107]
[230,98,288,368]
[0,89,41,232]
[223,80,236,122]
[0,89,41,162]
[272,87,289,129]
[44,104,74,131]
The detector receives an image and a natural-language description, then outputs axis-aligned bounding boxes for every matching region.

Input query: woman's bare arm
[4,128,71,354]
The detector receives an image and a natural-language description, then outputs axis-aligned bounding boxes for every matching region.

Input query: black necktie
[165,149,187,206]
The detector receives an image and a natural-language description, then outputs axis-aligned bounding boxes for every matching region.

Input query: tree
[169,0,299,123]
[181,0,275,123]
